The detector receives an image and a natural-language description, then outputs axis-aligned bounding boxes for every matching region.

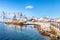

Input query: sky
[0,0,60,18]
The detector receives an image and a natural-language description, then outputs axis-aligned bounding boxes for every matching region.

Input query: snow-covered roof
[56,19,60,22]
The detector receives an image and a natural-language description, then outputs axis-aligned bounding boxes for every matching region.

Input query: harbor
[0,0,60,40]
[2,12,60,40]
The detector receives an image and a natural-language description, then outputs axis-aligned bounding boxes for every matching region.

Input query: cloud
[25,6,34,9]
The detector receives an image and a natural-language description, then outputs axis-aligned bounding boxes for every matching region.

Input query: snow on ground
[40,23,51,31]
[34,22,51,31]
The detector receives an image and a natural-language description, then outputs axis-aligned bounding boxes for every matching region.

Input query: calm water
[0,23,49,40]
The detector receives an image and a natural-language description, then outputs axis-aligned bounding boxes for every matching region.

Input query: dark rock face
[57,36,60,40]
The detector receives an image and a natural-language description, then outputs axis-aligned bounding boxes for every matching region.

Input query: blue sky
[0,0,60,18]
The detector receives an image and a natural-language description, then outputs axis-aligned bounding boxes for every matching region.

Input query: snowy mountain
[0,11,60,23]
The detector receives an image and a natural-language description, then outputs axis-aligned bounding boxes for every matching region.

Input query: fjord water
[0,23,49,40]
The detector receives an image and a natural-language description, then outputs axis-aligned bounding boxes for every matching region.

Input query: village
[2,12,60,40]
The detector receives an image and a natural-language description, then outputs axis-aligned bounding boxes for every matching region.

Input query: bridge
[4,20,60,40]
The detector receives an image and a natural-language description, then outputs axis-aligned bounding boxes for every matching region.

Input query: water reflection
[4,24,35,32]
[0,23,49,40]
